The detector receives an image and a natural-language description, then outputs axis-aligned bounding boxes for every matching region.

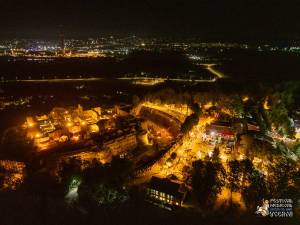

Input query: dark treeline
[0,50,207,79]
[1,49,300,82]
[217,51,300,82]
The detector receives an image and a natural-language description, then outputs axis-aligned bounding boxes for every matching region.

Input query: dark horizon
[1,0,300,41]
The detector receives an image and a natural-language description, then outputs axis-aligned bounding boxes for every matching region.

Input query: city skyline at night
[0,1,299,225]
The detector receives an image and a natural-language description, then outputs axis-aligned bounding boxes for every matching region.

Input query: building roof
[148,176,183,199]
[210,121,232,127]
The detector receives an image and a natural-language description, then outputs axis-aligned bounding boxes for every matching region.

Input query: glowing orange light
[263,97,270,110]
[203,102,213,110]
[66,122,73,127]
[72,136,80,142]
[28,123,34,127]
[242,96,249,102]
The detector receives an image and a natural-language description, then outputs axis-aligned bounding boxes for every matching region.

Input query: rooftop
[148,176,183,199]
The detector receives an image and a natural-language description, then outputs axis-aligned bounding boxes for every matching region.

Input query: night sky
[0,0,300,40]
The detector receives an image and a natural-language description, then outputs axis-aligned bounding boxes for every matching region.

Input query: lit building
[103,132,137,156]
[204,121,235,145]
[293,111,300,139]
[26,116,35,127]
[23,104,143,155]
[247,120,260,131]
[295,119,300,139]
[146,176,186,210]
[88,124,100,134]
[0,160,26,190]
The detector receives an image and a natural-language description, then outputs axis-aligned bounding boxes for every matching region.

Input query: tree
[242,170,267,210]
[0,165,5,188]
[132,95,140,106]
[211,146,220,163]
[181,113,199,134]
[293,142,300,157]
[237,159,269,209]
[78,157,133,209]
[227,95,245,118]
[57,158,82,193]
[267,158,300,203]
[191,102,201,116]
[227,160,241,205]
[192,160,225,207]
[266,84,300,138]
[0,174,4,189]
[110,157,134,184]
[239,159,254,186]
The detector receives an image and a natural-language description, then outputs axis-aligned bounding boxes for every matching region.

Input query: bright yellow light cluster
[66,122,73,127]
[72,136,80,142]
[263,97,270,110]
[242,96,249,102]
[203,102,213,110]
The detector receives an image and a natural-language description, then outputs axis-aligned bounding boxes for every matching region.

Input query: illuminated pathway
[200,63,228,79]
[1,74,221,84]
[0,77,217,83]
[0,78,104,83]
[152,116,215,180]
[118,77,217,83]
[137,115,215,183]
[137,114,247,209]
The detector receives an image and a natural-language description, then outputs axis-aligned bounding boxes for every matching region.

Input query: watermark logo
[256,198,293,218]
[256,199,269,217]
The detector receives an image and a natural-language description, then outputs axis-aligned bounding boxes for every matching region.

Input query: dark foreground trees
[181,102,201,134]
[78,157,133,209]
[191,159,225,207]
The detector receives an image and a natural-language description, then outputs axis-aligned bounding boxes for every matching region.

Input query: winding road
[200,63,228,79]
